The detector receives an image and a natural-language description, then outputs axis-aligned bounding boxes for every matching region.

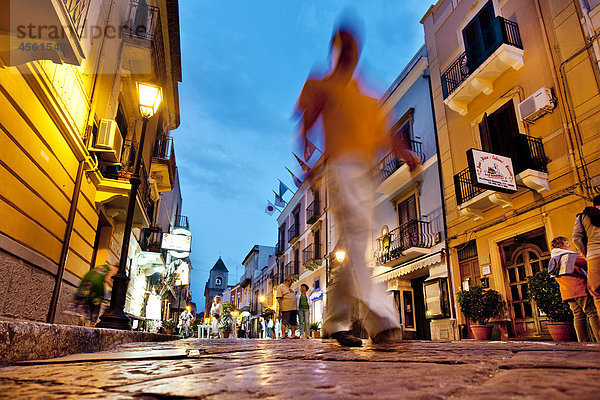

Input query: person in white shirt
[276,276,298,339]
[209,296,222,338]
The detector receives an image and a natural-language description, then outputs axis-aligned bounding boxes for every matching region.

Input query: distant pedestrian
[276,276,298,339]
[210,296,222,338]
[573,194,600,315]
[259,317,266,339]
[295,23,420,346]
[180,306,194,338]
[550,236,600,342]
[297,284,313,339]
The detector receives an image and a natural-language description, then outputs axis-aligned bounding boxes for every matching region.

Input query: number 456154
[18,42,64,52]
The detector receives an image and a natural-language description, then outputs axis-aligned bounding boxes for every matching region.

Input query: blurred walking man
[296,24,421,346]
[276,276,298,339]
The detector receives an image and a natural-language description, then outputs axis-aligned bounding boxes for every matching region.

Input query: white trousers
[322,158,400,338]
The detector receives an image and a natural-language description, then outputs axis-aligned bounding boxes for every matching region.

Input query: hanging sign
[161,233,191,252]
[467,149,517,193]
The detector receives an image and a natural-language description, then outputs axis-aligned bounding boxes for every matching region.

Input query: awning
[374,251,443,283]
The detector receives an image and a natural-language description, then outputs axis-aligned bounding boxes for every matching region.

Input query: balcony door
[463,1,496,70]
[397,195,418,248]
[479,99,519,157]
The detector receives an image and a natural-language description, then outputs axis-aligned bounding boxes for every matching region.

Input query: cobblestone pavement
[0,338,599,399]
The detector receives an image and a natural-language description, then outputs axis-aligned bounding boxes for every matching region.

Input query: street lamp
[335,250,346,263]
[259,295,266,303]
[96,82,163,330]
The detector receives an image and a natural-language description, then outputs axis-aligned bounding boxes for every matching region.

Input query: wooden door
[459,258,481,338]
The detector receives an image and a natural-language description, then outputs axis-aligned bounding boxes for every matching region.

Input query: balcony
[306,199,321,225]
[96,140,154,226]
[303,243,322,271]
[150,135,176,192]
[454,135,549,220]
[374,220,434,266]
[275,241,285,256]
[174,215,189,230]
[139,227,163,253]
[1,0,89,66]
[441,17,524,116]
[284,260,299,278]
[288,224,299,244]
[121,0,160,77]
[137,227,166,277]
[375,139,426,196]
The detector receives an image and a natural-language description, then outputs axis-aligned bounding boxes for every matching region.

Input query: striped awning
[373,252,443,283]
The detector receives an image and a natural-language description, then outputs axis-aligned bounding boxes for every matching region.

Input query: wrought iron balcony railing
[63,0,91,38]
[99,140,153,220]
[153,134,176,177]
[302,243,322,264]
[454,134,548,205]
[306,198,321,224]
[284,260,299,277]
[123,0,160,40]
[376,139,425,183]
[287,224,299,243]
[442,17,523,99]
[374,220,433,265]
[140,227,163,253]
[174,215,189,230]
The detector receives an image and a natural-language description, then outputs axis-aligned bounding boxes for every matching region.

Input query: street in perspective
[1,0,600,399]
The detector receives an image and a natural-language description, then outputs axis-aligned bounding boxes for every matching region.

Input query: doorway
[412,275,431,340]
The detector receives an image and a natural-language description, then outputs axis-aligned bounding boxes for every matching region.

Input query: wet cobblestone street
[0,338,599,399]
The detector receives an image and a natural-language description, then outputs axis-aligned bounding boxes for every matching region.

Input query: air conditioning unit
[96,119,123,163]
[518,87,555,123]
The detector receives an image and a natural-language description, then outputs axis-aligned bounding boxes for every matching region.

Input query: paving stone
[498,350,600,369]
[450,369,600,399]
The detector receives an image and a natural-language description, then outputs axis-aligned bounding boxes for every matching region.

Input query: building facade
[422,0,600,339]
[203,257,229,318]
[372,46,456,340]
[0,0,181,325]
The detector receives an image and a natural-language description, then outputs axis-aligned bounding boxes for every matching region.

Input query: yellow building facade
[422,0,600,339]
[0,0,180,324]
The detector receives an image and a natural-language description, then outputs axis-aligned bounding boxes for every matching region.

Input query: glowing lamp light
[137,82,163,118]
[335,250,346,263]
[259,295,266,303]
[233,311,239,317]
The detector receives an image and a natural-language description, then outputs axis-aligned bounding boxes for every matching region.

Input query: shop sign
[161,233,191,252]
[309,289,323,301]
[467,149,517,193]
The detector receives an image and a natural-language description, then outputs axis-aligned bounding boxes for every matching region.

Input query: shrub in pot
[457,285,504,340]
[527,270,574,341]
[164,320,175,335]
[310,322,321,339]
[219,302,235,338]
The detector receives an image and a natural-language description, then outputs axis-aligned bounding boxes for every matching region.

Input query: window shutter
[479,113,492,152]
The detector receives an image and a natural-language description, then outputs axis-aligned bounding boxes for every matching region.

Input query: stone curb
[0,320,178,365]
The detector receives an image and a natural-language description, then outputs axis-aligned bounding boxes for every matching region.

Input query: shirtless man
[296,25,421,347]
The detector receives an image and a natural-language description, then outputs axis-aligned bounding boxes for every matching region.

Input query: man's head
[593,194,600,208]
[215,296,221,304]
[284,276,293,287]
[300,284,309,293]
[330,29,360,75]
[551,236,570,250]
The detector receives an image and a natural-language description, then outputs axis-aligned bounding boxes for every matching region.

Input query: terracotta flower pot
[165,329,174,335]
[470,324,493,340]
[311,331,321,339]
[547,322,573,342]
[222,331,230,338]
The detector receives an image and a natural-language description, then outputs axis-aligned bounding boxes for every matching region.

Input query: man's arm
[573,214,587,257]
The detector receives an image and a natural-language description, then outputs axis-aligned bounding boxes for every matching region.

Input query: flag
[293,152,311,173]
[265,201,276,216]
[273,191,286,207]
[279,180,291,197]
[286,166,303,188]
[305,138,319,161]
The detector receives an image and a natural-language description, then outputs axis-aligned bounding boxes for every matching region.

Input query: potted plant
[527,270,574,341]
[310,322,321,339]
[219,302,235,338]
[164,320,175,335]
[457,285,504,340]
[191,319,200,338]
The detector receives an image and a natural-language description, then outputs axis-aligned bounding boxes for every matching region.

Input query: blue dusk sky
[175,1,433,312]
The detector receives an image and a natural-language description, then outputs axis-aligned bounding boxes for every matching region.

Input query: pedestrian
[297,284,313,339]
[573,194,600,316]
[259,317,266,339]
[210,296,222,338]
[180,305,194,338]
[276,276,298,339]
[267,317,274,338]
[550,236,600,342]
[65,263,117,327]
[295,23,420,346]
[274,316,281,339]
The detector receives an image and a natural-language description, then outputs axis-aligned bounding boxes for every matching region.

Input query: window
[278,224,286,250]
[479,100,519,156]
[397,195,417,227]
[314,229,321,258]
[403,290,415,329]
[115,103,128,139]
[314,278,320,290]
[424,278,451,319]
[463,1,496,70]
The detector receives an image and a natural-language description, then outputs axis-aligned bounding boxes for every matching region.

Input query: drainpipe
[425,71,456,323]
